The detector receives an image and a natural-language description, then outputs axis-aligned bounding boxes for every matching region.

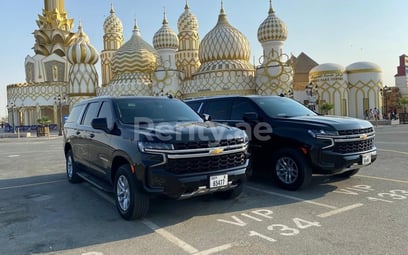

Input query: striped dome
[199,6,250,63]
[257,2,288,43]
[153,14,179,50]
[111,24,157,75]
[103,4,123,34]
[177,2,198,32]
[67,28,99,65]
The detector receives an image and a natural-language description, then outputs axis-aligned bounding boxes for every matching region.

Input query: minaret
[176,1,200,80]
[67,24,99,108]
[153,9,181,97]
[101,4,124,87]
[255,0,293,96]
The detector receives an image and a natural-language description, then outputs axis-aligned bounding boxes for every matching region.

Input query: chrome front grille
[166,151,247,174]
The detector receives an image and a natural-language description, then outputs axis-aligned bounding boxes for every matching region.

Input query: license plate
[209,174,228,188]
[361,153,371,165]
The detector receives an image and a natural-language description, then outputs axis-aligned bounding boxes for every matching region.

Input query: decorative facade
[6,0,387,129]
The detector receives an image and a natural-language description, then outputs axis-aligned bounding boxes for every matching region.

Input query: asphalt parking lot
[0,125,407,255]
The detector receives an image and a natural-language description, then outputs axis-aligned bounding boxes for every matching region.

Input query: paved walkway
[0,128,61,140]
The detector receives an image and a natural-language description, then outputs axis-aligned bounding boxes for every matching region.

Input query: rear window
[66,104,84,123]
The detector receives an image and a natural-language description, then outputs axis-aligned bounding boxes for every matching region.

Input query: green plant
[37,116,51,127]
[399,97,408,113]
[320,102,334,115]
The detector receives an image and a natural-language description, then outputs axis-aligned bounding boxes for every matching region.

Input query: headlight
[138,141,174,152]
[308,129,338,138]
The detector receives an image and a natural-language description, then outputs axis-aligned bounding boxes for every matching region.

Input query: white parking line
[141,219,199,254]
[377,148,408,155]
[317,203,364,218]
[246,185,337,209]
[193,243,233,255]
[355,174,408,184]
[0,179,65,190]
[90,186,233,255]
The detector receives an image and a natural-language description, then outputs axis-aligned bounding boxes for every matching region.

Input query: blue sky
[1,0,407,118]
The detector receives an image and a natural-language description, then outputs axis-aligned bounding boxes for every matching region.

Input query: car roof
[72,95,178,107]
[184,95,282,102]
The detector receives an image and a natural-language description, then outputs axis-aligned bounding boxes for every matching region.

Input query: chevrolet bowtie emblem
[210,148,224,155]
[360,134,368,140]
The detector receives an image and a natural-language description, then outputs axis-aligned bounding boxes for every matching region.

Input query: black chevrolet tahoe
[63,96,249,220]
[185,95,377,190]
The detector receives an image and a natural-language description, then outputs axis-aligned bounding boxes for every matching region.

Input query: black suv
[185,95,377,190]
[63,96,249,220]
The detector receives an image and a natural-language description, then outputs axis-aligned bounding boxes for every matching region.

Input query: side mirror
[201,113,211,121]
[243,112,259,123]
[91,118,110,133]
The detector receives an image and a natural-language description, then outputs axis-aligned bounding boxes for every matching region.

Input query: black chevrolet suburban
[185,95,377,190]
[63,96,249,220]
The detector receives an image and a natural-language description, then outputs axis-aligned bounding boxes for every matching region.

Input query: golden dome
[111,24,157,75]
[153,13,179,50]
[257,1,288,43]
[177,1,198,32]
[67,26,99,65]
[199,5,250,64]
[103,4,123,34]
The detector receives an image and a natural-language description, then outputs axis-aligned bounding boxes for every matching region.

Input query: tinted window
[186,101,202,112]
[66,104,84,123]
[231,100,257,120]
[203,100,232,120]
[252,97,317,117]
[82,102,100,126]
[114,98,202,124]
[98,101,114,129]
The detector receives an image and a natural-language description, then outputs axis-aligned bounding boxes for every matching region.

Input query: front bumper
[309,147,377,175]
[143,160,248,199]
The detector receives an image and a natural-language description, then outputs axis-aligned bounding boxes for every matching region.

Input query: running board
[77,172,113,193]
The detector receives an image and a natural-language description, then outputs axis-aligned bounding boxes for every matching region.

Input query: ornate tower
[101,4,124,87]
[67,25,99,108]
[152,11,181,98]
[255,0,293,96]
[175,1,200,80]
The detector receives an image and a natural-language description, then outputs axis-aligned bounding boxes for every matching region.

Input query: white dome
[257,3,288,43]
[199,6,250,63]
[177,2,198,32]
[103,4,123,34]
[346,61,382,72]
[310,63,345,73]
[153,15,179,50]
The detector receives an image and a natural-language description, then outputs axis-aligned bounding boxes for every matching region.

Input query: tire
[215,182,243,199]
[114,164,149,220]
[271,148,312,191]
[335,169,359,178]
[66,150,82,183]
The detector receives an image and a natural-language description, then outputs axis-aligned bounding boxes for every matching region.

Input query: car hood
[285,115,374,131]
[132,121,245,142]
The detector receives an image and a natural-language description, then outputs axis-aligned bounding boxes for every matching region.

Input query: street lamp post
[54,94,66,136]
[6,102,16,133]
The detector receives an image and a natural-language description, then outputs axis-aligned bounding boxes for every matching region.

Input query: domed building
[6,0,386,131]
[6,0,99,131]
[346,61,383,119]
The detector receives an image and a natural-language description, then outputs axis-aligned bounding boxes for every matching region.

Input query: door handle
[89,133,95,138]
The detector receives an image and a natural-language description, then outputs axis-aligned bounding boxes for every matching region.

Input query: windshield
[114,98,203,124]
[252,96,317,118]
